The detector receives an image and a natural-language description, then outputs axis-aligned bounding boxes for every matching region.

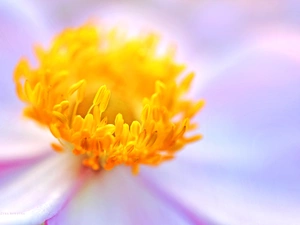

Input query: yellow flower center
[14,24,204,174]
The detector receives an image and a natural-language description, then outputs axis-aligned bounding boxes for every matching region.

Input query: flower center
[14,24,204,174]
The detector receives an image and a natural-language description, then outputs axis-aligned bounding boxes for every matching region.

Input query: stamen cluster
[14,24,204,173]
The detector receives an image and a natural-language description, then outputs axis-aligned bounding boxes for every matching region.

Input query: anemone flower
[1,1,300,225]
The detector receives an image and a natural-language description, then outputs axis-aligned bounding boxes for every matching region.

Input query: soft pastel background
[0,1,300,225]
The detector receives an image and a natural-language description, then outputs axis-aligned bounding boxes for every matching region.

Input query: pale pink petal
[0,111,56,160]
[47,168,214,225]
[0,152,49,188]
[142,32,300,225]
[0,153,88,225]
[0,1,47,110]
[25,1,195,62]
[0,2,54,163]
[195,31,300,167]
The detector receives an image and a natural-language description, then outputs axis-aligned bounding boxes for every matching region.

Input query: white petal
[0,153,85,225]
[46,168,213,225]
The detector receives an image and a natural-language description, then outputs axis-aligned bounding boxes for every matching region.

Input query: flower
[1,1,300,225]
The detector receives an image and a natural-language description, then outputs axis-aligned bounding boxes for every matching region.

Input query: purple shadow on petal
[0,151,52,188]
[138,173,217,225]
[45,167,94,224]
[0,150,52,170]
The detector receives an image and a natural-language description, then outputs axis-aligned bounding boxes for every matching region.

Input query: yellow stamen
[14,23,204,173]
[51,143,64,152]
